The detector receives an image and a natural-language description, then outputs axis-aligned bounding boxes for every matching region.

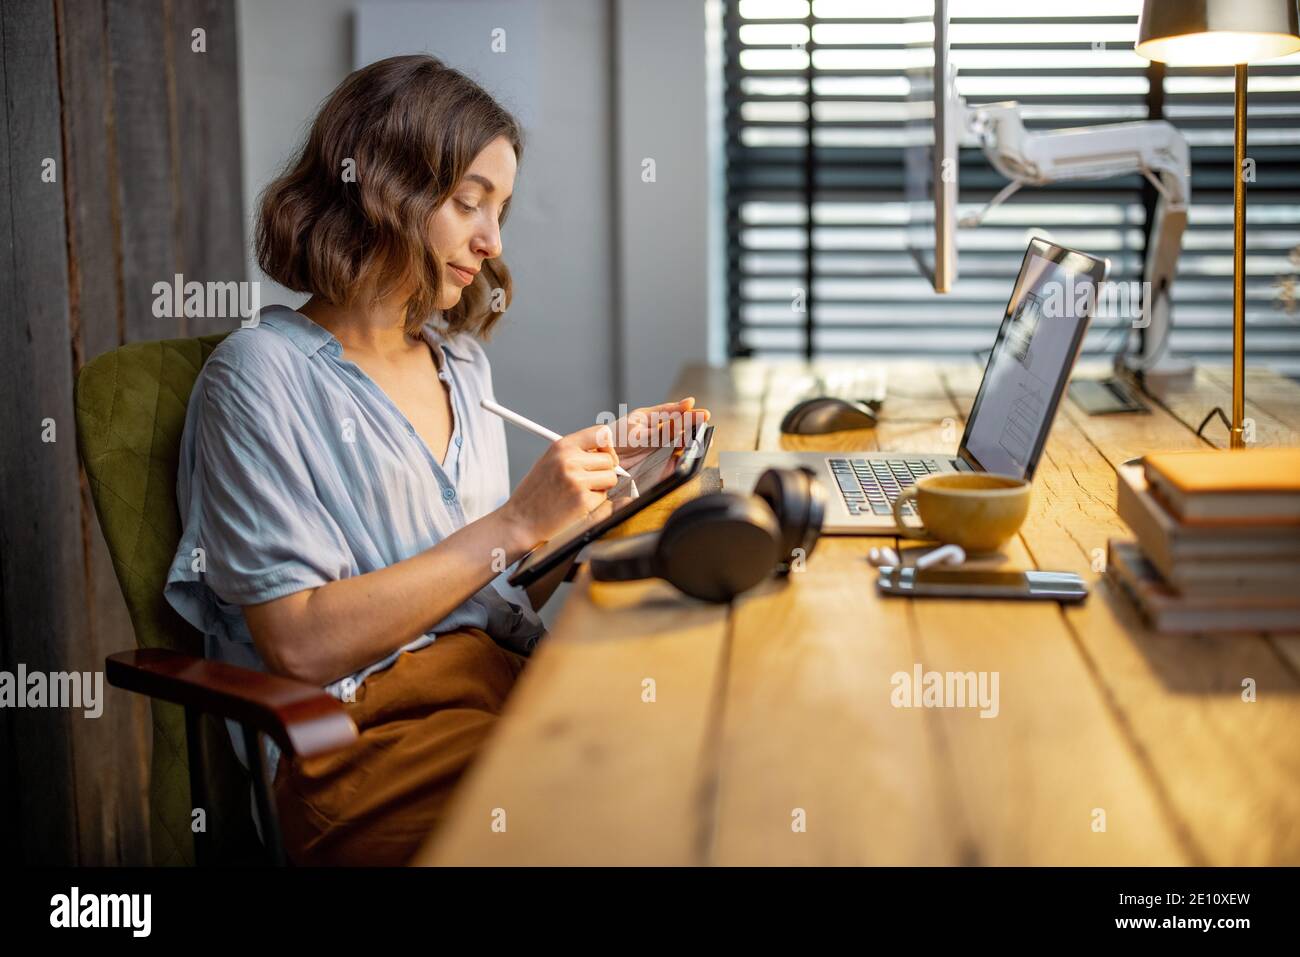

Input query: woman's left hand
[607,397,710,471]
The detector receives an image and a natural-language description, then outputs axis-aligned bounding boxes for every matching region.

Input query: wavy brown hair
[256,55,523,339]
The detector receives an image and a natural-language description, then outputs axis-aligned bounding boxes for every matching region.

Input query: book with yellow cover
[1116,465,1300,589]
[1142,448,1300,525]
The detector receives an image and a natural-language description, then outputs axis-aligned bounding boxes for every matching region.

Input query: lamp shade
[1136,0,1300,65]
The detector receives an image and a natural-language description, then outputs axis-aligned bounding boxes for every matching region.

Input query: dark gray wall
[0,0,245,864]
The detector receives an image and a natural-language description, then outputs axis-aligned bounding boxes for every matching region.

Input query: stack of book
[1108,448,1300,633]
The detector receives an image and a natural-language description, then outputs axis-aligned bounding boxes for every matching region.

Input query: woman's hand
[606,397,710,471]
[502,422,622,549]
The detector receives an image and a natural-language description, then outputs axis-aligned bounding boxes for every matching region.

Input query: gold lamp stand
[1135,0,1300,449]
[1231,64,1247,449]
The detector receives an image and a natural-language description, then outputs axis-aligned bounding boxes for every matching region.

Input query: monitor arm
[960,102,1192,381]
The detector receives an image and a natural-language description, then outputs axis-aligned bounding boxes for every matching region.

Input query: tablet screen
[510,422,711,583]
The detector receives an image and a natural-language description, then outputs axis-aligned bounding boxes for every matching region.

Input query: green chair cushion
[75,332,260,865]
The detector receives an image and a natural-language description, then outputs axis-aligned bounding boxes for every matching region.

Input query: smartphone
[876,566,1089,603]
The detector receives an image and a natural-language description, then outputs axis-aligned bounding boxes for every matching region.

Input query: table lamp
[1135,0,1300,448]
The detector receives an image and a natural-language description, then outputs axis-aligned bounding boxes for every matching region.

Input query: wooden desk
[417,362,1300,866]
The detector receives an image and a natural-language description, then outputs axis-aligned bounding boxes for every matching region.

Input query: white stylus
[479,397,638,496]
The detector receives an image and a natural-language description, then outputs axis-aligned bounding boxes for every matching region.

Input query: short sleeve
[180,358,354,607]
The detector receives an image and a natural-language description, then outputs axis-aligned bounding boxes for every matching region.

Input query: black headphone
[586,467,825,603]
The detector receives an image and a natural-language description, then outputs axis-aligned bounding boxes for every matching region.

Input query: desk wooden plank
[879,367,1183,864]
[716,363,1180,864]
[418,363,764,864]
[1043,418,1300,865]
[903,548,1187,864]
[710,365,960,864]
[950,366,1300,865]
[714,537,967,864]
[419,575,730,865]
[420,360,1299,866]
[1147,369,1299,450]
[1202,367,1300,442]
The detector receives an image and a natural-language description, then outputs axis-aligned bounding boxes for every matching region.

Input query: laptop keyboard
[828,457,940,517]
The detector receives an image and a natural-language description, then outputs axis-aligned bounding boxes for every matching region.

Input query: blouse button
[455,435,463,447]
[442,487,457,503]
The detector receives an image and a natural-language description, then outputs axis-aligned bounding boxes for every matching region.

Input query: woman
[164,54,707,865]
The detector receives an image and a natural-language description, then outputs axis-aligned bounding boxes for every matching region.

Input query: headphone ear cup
[795,465,826,560]
[655,492,783,603]
[752,467,826,570]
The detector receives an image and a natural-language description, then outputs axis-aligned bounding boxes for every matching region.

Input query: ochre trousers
[273,627,528,866]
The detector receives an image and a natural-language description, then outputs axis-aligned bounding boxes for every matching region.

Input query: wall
[238,0,713,625]
[614,0,713,405]
[238,0,714,489]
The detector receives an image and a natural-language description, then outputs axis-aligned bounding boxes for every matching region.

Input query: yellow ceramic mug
[890,472,1031,554]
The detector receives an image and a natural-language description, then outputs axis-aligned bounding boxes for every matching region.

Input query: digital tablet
[508,422,714,588]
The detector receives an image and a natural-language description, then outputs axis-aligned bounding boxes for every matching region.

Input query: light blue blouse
[164,305,547,720]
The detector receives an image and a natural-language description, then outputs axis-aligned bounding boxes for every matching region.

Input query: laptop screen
[959,239,1108,480]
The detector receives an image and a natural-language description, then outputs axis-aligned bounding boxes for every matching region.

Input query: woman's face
[429,135,518,310]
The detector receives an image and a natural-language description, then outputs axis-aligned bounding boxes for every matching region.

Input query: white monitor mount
[956,93,1192,385]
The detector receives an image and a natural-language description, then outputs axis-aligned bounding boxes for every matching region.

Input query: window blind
[723,0,1300,374]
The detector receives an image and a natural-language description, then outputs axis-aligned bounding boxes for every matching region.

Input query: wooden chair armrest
[106,649,358,759]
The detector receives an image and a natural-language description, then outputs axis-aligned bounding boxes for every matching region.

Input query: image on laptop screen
[960,240,1107,479]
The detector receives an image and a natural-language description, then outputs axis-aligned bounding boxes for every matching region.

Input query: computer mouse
[780,396,878,435]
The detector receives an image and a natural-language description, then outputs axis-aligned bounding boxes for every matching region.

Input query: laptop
[720,238,1109,533]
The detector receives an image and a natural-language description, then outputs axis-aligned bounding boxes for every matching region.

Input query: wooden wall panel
[0,0,245,864]
[54,0,152,865]
[0,0,90,866]
[173,0,246,311]
[107,0,184,341]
